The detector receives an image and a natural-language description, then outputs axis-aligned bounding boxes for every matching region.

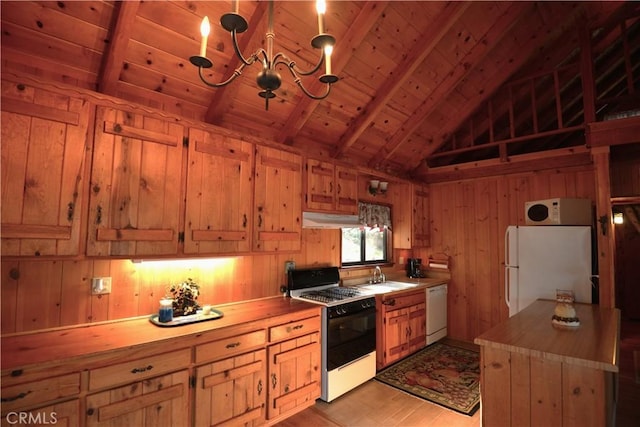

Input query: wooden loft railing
[427,11,639,167]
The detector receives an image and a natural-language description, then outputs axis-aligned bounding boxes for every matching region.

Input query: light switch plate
[91,277,112,295]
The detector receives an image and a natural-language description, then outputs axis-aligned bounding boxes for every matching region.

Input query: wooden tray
[149,309,223,327]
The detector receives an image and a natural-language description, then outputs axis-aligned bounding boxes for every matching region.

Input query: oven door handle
[336,352,373,371]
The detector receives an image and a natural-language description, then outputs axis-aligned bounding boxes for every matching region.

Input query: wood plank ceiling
[1,1,637,177]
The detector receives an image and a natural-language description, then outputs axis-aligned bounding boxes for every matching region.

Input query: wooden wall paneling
[15,261,63,332]
[60,260,92,327]
[451,183,469,340]
[475,179,499,333]
[108,259,139,320]
[462,182,478,339]
[1,261,19,334]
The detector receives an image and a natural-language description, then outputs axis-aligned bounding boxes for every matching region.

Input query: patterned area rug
[375,342,480,416]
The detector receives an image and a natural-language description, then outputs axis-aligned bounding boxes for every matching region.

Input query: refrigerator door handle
[504,227,511,309]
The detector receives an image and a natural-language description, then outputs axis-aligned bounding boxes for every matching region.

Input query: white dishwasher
[426,283,448,345]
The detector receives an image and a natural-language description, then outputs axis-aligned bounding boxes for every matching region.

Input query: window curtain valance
[358,202,391,229]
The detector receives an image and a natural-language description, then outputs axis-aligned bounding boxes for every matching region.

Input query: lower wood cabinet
[194,349,266,427]
[267,332,321,421]
[1,304,321,427]
[376,289,426,370]
[86,370,189,427]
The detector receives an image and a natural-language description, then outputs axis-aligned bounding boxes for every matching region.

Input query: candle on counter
[199,16,210,58]
[159,298,174,323]
[324,44,333,75]
[316,0,326,34]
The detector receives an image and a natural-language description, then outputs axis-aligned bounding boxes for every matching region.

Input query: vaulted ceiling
[1,1,638,178]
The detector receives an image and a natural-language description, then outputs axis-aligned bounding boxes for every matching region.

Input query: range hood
[302,212,360,229]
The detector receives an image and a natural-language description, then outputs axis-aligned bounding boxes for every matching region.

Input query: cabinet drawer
[0,373,80,413]
[88,348,191,391]
[381,292,425,311]
[195,329,266,364]
[269,315,321,343]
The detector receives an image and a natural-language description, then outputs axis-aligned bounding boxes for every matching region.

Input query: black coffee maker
[406,258,424,278]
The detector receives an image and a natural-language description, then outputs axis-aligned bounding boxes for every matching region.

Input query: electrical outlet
[91,277,112,295]
[284,261,295,273]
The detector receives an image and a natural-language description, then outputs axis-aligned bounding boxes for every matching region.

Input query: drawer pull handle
[1,390,31,403]
[131,365,153,374]
[226,342,241,349]
[257,379,263,395]
[287,324,304,332]
[271,373,277,389]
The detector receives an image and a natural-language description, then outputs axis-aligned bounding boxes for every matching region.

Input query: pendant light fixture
[190,0,338,110]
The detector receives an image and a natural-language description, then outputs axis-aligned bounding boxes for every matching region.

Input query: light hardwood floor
[275,379,480,427]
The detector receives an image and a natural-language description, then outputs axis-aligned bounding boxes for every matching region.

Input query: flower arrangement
[167,278,200,316]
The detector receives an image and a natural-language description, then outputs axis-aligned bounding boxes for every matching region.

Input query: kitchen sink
[358,281,419,294]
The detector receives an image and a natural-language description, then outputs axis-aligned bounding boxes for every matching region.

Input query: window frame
[340,226,391,267]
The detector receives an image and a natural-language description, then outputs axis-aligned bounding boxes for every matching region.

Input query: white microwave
[525,198,592,225]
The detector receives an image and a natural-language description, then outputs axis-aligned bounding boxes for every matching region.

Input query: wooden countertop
[474,299,620,372]
[1,296,320,372]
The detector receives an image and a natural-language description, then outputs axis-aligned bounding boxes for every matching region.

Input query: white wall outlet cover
[91,277,112,295]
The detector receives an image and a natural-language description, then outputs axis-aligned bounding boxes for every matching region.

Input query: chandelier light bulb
[324,44,333,75]
[316,0,326,34]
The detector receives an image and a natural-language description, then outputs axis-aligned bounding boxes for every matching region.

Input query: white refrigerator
[504,225,593,317]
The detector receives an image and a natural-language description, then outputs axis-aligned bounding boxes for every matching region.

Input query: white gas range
[287,267,376,402]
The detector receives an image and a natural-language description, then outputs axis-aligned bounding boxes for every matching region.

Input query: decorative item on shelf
[368,179,388,196]
[552,289,580,328]
[167,278,200,316]
[189,0,338,110]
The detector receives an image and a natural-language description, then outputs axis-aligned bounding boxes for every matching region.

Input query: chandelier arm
[230,29,257,67]
[197,61,248,88]
[273,52,325,77]
[278,62,332,100]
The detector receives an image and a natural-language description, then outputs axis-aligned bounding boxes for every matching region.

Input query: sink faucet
[372,266,385,284]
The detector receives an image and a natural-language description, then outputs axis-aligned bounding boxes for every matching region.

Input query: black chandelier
[189,0,338,110]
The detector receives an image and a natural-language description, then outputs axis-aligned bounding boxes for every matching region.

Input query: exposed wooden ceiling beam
[332,1,471,160]
[370,1,531,169]
[98,0,140,96]
[204,1,269,125]
[278,1,387,146]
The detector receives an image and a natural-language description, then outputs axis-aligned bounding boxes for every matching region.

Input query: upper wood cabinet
[253,146,302,252]
[1,80,90,256]
[87,106,185,256]
[184,128,254,254]
[412,185,430,248]
[305,159,358,214]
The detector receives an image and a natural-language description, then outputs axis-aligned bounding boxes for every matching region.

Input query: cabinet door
[0,398,79,427]
[407,302,426,353]
[335,166,358,214]
[1,80,90,256]
[253,146,302,252]
[305,159,335,211]
[267,332,320,421]
[86,370,189,427]
[194,349,266,427]
[382,307,410,366]
[87,107,184,256]
[185,128,253,254]
[413,185,430,247]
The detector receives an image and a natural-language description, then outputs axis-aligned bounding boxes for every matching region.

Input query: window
[341,226,389,266]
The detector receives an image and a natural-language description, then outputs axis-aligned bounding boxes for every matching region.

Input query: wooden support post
[591,147,615,309]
